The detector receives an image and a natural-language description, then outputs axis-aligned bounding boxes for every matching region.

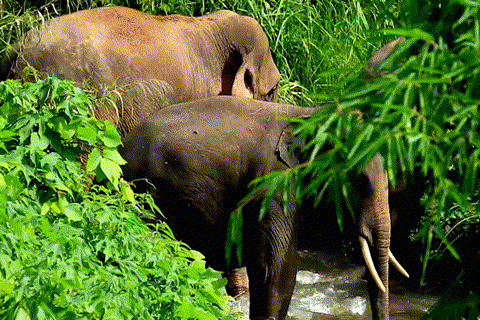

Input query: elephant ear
[231,56,255,99]
[231,51,280,101]
[275,126,298,168]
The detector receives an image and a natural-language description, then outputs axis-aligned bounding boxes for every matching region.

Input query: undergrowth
[0,77,238,319]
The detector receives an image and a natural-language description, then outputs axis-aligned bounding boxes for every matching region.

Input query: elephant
[120,95,409,320]
[363,37,405,78]
[0,6,280,137]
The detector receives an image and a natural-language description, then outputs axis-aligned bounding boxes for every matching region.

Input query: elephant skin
[363,37,405,78]
[1,6,280,136]
[120,95,396,320]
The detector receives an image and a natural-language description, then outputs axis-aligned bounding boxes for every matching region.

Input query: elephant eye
[266,85,278,101]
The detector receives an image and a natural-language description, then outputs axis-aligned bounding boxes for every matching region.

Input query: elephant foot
[224,267,250,298]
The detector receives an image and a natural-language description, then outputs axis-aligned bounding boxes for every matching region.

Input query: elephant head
[230,50,279,102]
[1,6,280,137]
[225,15,280,102]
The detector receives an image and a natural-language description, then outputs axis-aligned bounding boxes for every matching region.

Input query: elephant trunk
[358,154,391,320]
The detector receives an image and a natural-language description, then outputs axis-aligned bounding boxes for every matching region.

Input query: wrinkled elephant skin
[120,96,399,320]
[1,6,280,136]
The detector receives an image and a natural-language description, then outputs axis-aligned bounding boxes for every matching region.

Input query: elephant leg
[224,267,249,297]
[244,199,298,320]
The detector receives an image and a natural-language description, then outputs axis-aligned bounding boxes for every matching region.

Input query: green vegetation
[1,0,479,319]
[247,0,480,317]
[0,78,237,319]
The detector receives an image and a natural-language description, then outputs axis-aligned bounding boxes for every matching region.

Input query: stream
[230,251,437,319]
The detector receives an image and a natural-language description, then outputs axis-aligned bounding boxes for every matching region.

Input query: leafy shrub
[0,77,237,320]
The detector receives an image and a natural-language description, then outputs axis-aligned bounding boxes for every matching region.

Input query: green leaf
[30,132,49,150]
[119,179,136,203]
[0,279,14,294]
[77,124,98,144]
[103,148,127,165]
[176,301,216,320]
[63,204,82,222]
[2,174,24,199]
[51,116,76,140]
[381,28,435,42]
[15,307,31,320]
[433,224,461,262]
[100,121,122,148]
[86,148,102,172]
[452,0,480,7]
[225,209,243,268]
[48,76,61,102]
[100,157,122,188]
[0,129,17,141]
[58,196,82,221]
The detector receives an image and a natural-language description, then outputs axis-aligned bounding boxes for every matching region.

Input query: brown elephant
[363,37,405,78]
[120,95,408,320]
[0,6,280,136]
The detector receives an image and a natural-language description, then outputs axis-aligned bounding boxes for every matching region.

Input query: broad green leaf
[30,132,49,150]
[51,116,76,140]
[103,148,127,165]
[0,279,14,294]
[3,174,24,199]
[15,307,31,320]
[77,124,98,144]
[86,148,102,172]
[63,204,82,222]
[100,121,122,148]
[100,157,122,188]
[0,129,17,141]
[56,196,82,221]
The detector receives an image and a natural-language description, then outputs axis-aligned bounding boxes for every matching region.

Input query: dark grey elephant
[1,6,280,136]
[120,96,408,320]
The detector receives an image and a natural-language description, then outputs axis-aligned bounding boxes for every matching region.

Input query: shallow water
[230,251,437,319]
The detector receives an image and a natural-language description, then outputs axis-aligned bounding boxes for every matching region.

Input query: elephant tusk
[389,251,410,278]
[359,236,386,293]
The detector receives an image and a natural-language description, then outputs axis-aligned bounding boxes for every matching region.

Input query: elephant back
[4,6,280,138]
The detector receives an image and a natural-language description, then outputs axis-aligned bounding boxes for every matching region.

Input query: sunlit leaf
[103,148,127,166]
[0,279,14,294]
[86,148,101,172]
[15,307,31,320]
[100,158,121,188]
[77,124,98,144]
[100,121,122,148]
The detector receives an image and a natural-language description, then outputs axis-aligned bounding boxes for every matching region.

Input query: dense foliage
[246,0,480,317]
[0,78,237,319]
